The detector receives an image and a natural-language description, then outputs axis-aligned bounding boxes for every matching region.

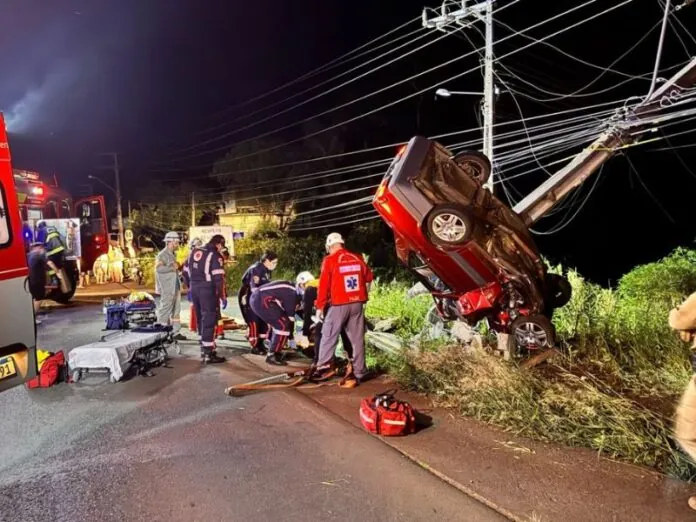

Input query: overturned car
[372,136,571,353]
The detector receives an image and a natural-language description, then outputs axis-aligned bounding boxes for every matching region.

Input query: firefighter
[314,233,373,386]
[249,280,300,366]
[27,242,59,325]
[155,231,185,341]
[238,250,278,354]
[183,237,203,333]
[36,221,68,291]
[295,271,353,367]
[188,234,227,364]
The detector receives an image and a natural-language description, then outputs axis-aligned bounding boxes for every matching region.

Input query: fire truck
[13,167,108,304]
[0,113,38,392]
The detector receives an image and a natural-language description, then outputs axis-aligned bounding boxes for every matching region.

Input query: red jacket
[316,248,373,310]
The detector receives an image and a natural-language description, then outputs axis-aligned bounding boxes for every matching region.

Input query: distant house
[216,199,293,238]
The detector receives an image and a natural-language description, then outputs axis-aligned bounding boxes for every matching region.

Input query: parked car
[372,135,571,353]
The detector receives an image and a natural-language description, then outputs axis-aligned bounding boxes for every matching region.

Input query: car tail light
[94,234,105,244]
[457,282,502,317]
[31,185,44,197]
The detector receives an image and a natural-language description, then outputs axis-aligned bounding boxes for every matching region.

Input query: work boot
[250,346,266,356]
[265,352,287,366]
[202,352,226,364]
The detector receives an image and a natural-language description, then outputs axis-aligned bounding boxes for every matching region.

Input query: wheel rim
[513,321,549,350]
[432,213,468,242]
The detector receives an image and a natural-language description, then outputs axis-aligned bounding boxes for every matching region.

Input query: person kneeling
[249,280,300,366]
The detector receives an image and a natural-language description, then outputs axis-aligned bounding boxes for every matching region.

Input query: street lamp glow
[435,88,452,98]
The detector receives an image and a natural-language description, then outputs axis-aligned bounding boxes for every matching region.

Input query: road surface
[0,303,505,522]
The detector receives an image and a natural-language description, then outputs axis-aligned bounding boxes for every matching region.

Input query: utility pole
[423,0,496,192]
[191,192,196,227]
[97,152,124,248]
[514,57,696,226]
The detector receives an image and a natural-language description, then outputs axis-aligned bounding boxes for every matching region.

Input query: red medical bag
[359,391,417,436]
[26,351,67,389]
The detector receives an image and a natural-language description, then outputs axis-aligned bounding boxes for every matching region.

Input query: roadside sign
[189,225,235,257]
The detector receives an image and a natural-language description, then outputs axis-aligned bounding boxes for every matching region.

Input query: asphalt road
[0,302,505,522]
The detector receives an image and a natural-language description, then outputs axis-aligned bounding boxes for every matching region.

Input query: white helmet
[189,237,202,249]
[296,271,314,286]
[164,231,180,243]
[325,232,344,249]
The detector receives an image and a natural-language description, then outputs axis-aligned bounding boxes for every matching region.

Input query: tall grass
[364,248,696,480]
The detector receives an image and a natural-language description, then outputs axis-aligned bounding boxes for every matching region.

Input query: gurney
[68,329,174,383]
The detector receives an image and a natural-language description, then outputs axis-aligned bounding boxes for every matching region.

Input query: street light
[434,88,484,98]
[88,174,124,248]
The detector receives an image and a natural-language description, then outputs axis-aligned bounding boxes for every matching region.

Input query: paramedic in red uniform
[314,232,373,385]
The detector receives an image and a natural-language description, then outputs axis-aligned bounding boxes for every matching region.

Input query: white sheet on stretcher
[68,331,169,382]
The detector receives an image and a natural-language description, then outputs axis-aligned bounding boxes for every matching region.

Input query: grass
[364,248,696,481]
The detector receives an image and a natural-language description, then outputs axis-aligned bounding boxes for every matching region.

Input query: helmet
[296,271,314,286]
[325,232,344,249]
[189,237,203,249]
[164,231,180,243]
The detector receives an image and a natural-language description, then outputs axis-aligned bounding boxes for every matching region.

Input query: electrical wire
[152,0,612,172]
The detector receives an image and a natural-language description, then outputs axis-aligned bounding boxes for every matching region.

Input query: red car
[372,136,571,353]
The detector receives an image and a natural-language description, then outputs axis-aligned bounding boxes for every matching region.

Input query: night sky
[1,0,695,284]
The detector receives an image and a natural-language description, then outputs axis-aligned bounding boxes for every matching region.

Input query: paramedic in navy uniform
[187,234,227,364]
[238,250,278,354]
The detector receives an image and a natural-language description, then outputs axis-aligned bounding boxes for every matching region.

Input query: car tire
[452,150,492,185]
[508,314,555,353]
[544,273,572,309]
[424,205,474,247]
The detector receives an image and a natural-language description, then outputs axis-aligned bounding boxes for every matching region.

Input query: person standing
[27,242,58,325]
[36,221,68,291]
[314,233,373,386]
[188,234,227,364]
[155,231,185,341]
[238,250,278,354]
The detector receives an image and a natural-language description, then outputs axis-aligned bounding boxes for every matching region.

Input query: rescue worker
[155,231,185,341]
[27,242,59,325]
[183,237,203,334]
[188,234,227,364]
[295,271,353,366]
[238,250,279,354]
[314,233,373,386]
[36,221,68,291]
[249,280,301,366]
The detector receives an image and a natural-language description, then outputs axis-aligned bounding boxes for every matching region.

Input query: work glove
[221,298,228,310]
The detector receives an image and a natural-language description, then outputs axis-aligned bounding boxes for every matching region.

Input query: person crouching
[249,280,300,366]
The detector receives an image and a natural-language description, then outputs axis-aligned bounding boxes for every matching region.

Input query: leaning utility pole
[423,0,496,192]
[191,192,196,227]
[514,57,696,226]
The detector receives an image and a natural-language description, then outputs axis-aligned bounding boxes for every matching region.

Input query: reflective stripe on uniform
[261,283,295,292]
[46,246,65,256]
[211,269,225,276]
[204,252,213,282]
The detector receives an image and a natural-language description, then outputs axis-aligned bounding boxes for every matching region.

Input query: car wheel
[452,150,492,185]
[425,205,474,246]
[508,314,555,352]
[544,273,572,309]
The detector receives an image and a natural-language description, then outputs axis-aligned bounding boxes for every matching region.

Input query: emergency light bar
[14,169,40,181]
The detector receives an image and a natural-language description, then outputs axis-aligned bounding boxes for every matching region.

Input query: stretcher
[68,329,174,383]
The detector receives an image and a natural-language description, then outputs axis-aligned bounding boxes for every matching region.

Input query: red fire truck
[14,168,109,303]
[0,113,38,392]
